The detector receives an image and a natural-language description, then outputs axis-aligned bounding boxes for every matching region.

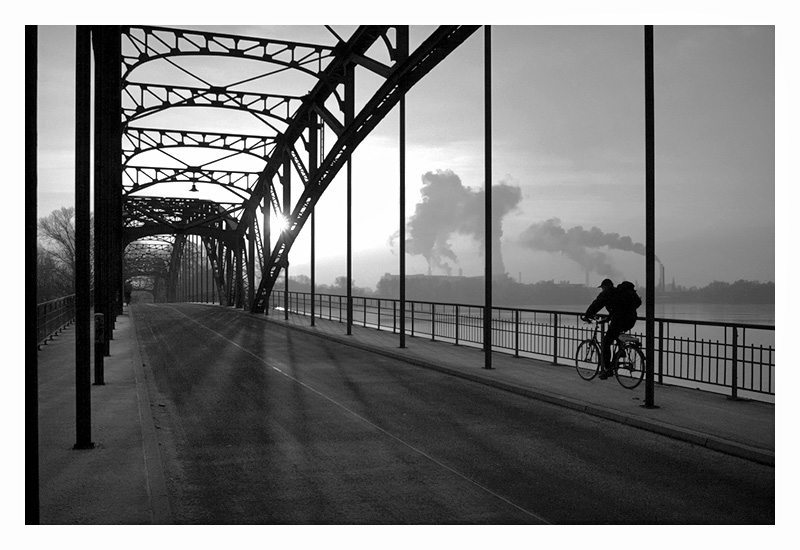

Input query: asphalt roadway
[35,301,775,525]
[131,302,772,524]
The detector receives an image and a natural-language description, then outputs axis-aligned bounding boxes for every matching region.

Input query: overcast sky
[33,18,777,290]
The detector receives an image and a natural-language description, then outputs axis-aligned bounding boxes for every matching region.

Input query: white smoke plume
[518,217,658,278]
[390,169,522,276]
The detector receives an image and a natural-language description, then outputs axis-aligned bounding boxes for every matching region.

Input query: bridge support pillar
[644,25,658,409]
[483,25,494,370]
[74,25,94,451]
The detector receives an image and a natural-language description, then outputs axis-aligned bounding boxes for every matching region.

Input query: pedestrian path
[36,310,170,524]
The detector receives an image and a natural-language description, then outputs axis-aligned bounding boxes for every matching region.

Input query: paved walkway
[37,309,169,524]
[35,304,774,524]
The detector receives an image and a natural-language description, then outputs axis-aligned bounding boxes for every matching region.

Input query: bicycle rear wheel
[575,340,601,381]
[614,345,645,389]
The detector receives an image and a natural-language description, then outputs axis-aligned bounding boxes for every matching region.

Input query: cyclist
[581,279,641,379]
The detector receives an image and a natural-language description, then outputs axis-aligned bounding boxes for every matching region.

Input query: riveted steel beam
[122,83,302,129]
[121,25,336,82]
[122,127,276,167]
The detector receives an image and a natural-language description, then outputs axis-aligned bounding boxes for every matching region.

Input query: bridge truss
[83,25,480,321]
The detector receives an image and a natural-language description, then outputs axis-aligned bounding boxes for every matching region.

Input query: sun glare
[275,215,289,233]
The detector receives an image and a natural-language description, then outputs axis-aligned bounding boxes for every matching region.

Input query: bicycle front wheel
[575,340,601,381]
[614,345,645,389]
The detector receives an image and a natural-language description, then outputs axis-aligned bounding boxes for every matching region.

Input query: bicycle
[574,316,646,389]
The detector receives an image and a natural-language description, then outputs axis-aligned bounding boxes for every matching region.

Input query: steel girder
[120,25,336,81]
[122,127,276,166]
[123,196,239,245]
[115,25,479,312]
[122,83,303,132]
[248,25,480,312]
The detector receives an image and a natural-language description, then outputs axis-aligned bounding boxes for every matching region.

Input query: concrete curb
[129,312,174,524]
[264,317,775,467]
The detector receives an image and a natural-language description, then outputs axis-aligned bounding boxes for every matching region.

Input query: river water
[518,302,774,326]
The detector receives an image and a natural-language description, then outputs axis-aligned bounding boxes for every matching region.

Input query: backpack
[615,281,642,311]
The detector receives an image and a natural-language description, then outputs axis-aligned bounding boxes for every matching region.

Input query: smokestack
[660,263,665,292]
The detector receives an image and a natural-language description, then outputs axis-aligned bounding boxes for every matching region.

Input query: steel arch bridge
[28,26,661,465]
[82,25,481,323]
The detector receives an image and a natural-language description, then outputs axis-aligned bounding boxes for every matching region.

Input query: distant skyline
[34,23,776,290]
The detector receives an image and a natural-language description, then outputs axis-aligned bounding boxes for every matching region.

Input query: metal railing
[268,290,775,399]
[37,294,76,349]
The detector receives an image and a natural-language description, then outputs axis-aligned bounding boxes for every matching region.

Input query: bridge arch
[89,25,481,320]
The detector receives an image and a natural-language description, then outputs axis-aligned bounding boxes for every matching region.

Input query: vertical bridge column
[398,26,408,349]
[74,25,94,450]
[93,25,122,353]
[644,25,657,409]
[345,61,355,335]
[483,25,494,370]
[283,152,291,319]
[308,110,319,326]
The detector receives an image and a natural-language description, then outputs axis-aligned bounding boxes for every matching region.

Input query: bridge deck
[36,303,774,525]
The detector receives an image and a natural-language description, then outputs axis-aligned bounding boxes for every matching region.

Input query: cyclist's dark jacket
[584,287,617,319]
[586,283,641,367]
[584,285,640,321]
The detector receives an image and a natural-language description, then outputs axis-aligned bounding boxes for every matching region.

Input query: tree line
[660,279,774,304]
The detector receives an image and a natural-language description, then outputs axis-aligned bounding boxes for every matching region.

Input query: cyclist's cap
[598,278,614,288]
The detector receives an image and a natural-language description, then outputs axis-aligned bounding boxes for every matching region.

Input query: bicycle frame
[575,316,645,389]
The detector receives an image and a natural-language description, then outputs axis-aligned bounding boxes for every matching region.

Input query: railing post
[657,320,664,385]
[514,309,520,358]
[730,326,739,400]
[552,313,559,365]
[455,305,460,345]
[431,303,436,341]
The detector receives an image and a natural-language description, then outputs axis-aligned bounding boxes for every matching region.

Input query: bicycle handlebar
[581,315,608,324]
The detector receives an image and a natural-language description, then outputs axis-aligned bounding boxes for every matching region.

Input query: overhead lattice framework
[115,25,480,309]
[123,237,172,296]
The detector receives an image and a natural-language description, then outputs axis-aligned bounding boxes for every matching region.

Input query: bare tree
[37,206,93,302]
[38,206,77,277]
[37,243,72,302]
